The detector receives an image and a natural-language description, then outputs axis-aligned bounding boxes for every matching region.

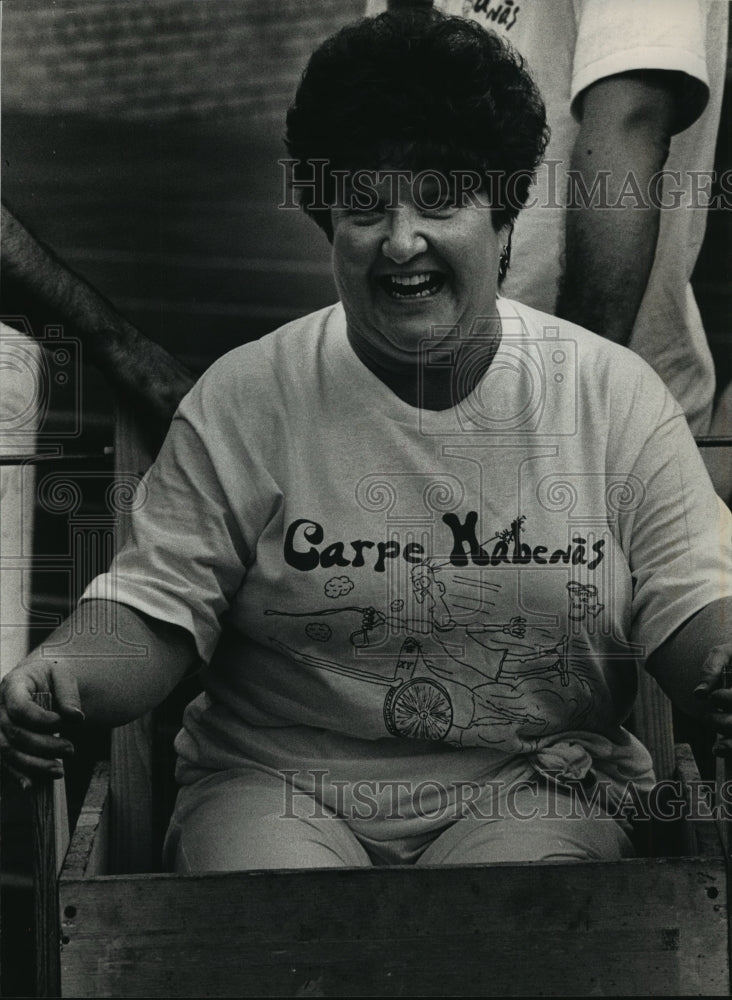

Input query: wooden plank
[61,761,111,880]
[31,694,61,999]
[675,742,723,859]
[53,780,71,875]
[109,403,156,873]
[59,859,728,997]
[632,669,675,780]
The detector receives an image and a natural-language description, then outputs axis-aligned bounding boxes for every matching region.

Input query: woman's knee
[418,785,635,865]
[164,769,371,872]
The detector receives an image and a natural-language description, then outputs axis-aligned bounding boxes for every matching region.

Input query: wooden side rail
[43,765,730,997]
[57,860,728,997]
[32,730,728,997]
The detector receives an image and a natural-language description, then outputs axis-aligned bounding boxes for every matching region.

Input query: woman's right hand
[0,602,197,788]
[0,656,84,786]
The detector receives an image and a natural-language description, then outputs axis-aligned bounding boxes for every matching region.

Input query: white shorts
[163,766,635,872]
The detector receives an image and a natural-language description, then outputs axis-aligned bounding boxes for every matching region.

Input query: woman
[2,9,731,870]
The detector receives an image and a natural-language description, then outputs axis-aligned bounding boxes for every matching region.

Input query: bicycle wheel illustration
[383,677,453,741]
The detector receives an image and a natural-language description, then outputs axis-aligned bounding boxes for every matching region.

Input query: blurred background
[0,1,730,994]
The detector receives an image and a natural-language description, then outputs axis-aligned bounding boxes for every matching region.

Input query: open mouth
[378,272,445,299]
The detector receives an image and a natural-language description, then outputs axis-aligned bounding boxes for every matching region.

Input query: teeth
[382,272,443,298]
[390,273,432,286]
[394,287,433,298]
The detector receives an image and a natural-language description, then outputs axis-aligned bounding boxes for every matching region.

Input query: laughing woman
[2,9,731,870]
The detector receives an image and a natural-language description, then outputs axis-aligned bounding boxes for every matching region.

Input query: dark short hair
[285,9,549,238]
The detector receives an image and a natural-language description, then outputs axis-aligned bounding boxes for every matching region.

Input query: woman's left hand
[694,643,732,755]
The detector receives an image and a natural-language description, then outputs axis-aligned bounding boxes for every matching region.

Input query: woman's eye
[414,186,461,217]
[416,195,460,218]
[419,205,456,218]
[347,205,386,223]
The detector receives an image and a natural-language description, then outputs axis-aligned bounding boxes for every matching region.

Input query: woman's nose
[381,208,428,263]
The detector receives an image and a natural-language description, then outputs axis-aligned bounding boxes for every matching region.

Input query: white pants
[164,767,635,872]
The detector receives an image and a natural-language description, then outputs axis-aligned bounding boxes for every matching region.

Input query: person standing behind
[367,0,728,438]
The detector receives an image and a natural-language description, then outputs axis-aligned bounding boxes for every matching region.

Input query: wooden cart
[31,432,732,998]
[34,710,729,997]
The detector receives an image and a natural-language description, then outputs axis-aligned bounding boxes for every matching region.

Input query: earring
[498,226,513,283]
[498,245,511,282]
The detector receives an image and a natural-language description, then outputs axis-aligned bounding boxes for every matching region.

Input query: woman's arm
[0,599,197,781]
[647,595,732,743]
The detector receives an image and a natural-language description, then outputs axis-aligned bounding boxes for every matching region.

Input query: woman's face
[331,170,503,375]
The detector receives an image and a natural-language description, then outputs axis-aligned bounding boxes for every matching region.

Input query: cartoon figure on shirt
[410,560,456,631]
[264,555,596,751]
[265,560,459,645]
[405,561,572,689]
[375,629,592,754]
[567,581,604,622]
[417,625,584,752]
[464,622,571,685]
[266,559,522,647]
[339,562,458,640]
[382,634,545,752]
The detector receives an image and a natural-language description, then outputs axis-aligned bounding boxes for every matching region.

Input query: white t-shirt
[84,299,732,839]
[367,0,727,434]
